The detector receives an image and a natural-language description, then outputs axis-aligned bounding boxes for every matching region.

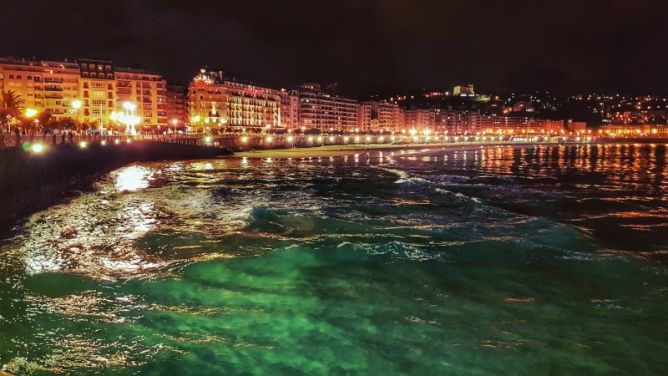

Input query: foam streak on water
[0,144,667,375]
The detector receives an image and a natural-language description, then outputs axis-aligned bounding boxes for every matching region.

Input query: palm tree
[0,90,25,132]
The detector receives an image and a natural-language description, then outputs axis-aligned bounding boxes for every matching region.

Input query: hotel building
[188,69,281,131]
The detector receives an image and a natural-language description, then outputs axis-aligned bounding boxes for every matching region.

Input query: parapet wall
[0,141,228,232]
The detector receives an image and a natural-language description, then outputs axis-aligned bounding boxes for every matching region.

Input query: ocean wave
[336,240,448,262]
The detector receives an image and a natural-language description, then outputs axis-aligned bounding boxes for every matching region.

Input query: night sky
[1,0,667,97]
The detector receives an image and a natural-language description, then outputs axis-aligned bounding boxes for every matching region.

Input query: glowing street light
[71,100,82,110]
[117,102,141,135]
[30,143,45,153]
[122,101,137,111]
[79,141,88,149]
[24,108,38,118]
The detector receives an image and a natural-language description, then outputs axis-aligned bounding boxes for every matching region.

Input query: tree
[0,90,25,132]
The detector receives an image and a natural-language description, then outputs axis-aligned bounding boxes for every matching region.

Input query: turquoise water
[1,144,667,374]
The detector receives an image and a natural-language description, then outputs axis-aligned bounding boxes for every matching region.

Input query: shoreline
[233,140,668,159]
[2,140,664,234]
[233,141,558,159]
[0,142,229,234]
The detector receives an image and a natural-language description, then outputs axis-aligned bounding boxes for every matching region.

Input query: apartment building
[115,66,168,127]
[296,83,359,132]
[0,57,168,128]
[0,57,80,121]
[166,85,188,127]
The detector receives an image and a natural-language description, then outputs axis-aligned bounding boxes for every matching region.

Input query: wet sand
[232,142,547,159]
[234,143,478,159]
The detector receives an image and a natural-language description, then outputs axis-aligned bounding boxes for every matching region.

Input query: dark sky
[1,0,667,97]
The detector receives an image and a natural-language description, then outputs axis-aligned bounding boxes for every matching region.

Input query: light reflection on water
[112,165,152,192]
[0,143,667,375]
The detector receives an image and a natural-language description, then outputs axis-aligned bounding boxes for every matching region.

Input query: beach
[234,142,509,159]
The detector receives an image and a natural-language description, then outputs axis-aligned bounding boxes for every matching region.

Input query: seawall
[0,141,229,232]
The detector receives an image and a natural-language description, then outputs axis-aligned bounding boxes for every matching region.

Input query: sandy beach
[232,142,541,159]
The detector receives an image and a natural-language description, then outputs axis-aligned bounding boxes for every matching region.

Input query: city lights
[24,108,38,118]
[1,5,667,375]
[30,143,45,153]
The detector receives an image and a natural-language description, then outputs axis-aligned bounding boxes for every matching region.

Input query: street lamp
[120,101,140,135]
[24,108,38,118]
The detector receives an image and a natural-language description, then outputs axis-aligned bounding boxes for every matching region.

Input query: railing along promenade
[1,132,665,153]
[0,132,603,151]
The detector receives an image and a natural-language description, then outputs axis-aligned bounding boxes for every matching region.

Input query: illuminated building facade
[0,57,81,121]
[565,120,587,133]
[297,83,359,132]
[114,67,168,128]
[403,109,436,130]
[167,85,188,128]
[370,101,402,131]
[358,103,372,131]
[279,89,300,129]
[0,57,168,129]
[188,69,281,131]
[453,84,475,96]
[78,59,117,126]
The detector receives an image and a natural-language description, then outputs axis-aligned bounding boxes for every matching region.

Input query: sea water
[1,144,667,375]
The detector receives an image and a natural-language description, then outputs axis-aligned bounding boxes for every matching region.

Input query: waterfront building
[0,57,168,129]
[296,83,359,132]
[78,59,116,126]
[188,69,281,132]
[403,108,436,131]
[358,102,372,132]
[167,85,188,129]
[114,66,168,128]
[279,89,300,129]
[370,101,402,131]
[0,57,81,121]
[443,111,482,134]
[599,124,668,137]
[565,120,588,133]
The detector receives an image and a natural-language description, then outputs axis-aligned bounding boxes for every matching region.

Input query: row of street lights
[21,100,141,134]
